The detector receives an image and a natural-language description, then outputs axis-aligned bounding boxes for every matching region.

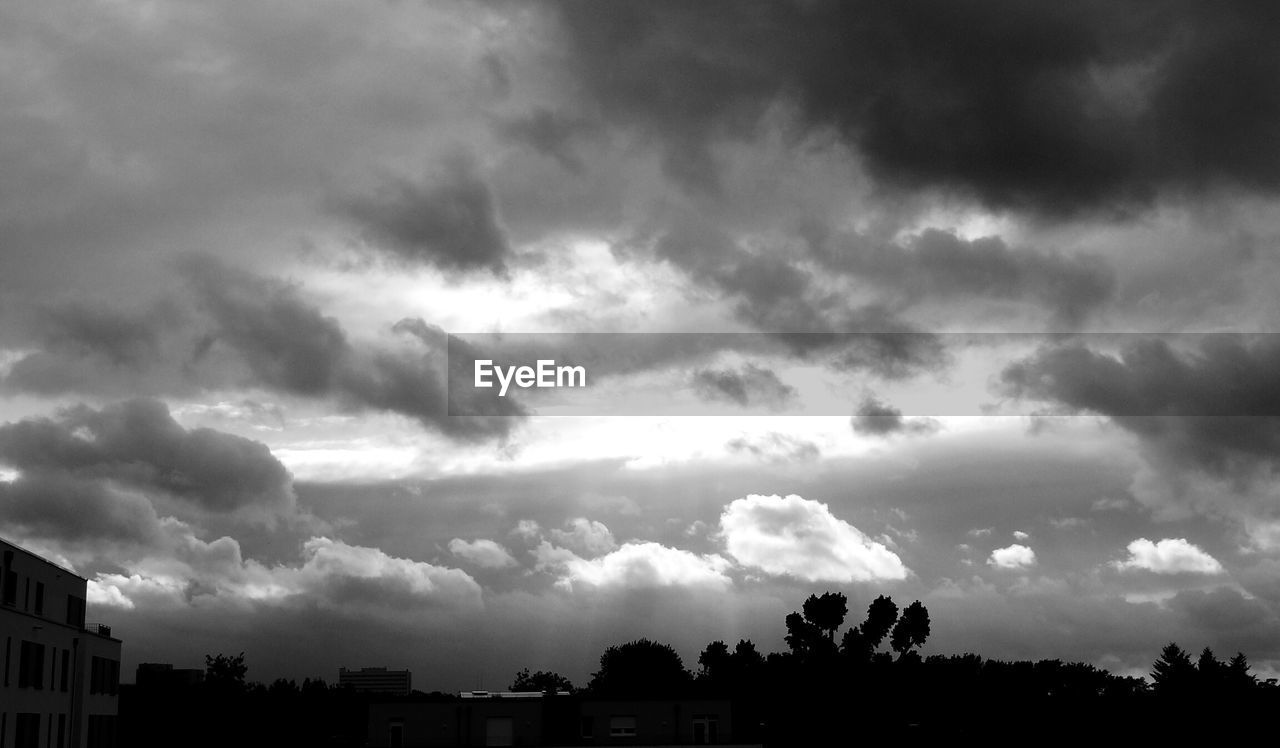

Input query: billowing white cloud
[88,535,483,611]
[549,518,617,557]
[1112,538,1224,575]
[538,540,732,591]
[448,538,518,568]
[989,544,1037,569]
[1012,530,1030,540]
[717,494,909,582]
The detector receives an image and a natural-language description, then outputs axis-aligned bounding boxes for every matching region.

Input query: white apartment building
[0,537,121,748]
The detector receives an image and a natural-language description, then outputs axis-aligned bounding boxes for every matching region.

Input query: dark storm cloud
[816,229,1116,328]
[182,257,350,395]
[631,214,951,379]
[0,398,294,513]
[1000,335,1280,476]
[182,260,524,439]
[497,108,599,174]
[851,396,940,437]
[0,472,166,546]
[548,0,1280,214]
[332,155,511,273]
[3,260,523,441]
[691,364,795,409]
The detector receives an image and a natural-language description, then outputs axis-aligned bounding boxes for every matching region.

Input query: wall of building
[367,695,734,748]
[0,538,120,748]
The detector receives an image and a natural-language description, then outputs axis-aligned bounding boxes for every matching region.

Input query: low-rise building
[367,691,740,747]
[1,536,122,748]
[339,666,413,695]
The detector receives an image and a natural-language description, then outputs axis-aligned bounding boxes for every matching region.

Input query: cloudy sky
[4,0,1280,689]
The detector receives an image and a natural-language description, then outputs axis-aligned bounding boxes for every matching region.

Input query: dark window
[50,648,57,689]
[609,716,637,737]
[16,713,40,748]
[34,582,44,615]
[86,715,117,748]
[90,657,119,696]
[57,714,65,748]
[65,597,85,629]
[2,550,15,605]
[24,577,30,610]
[580,716,595,739]
[19,641,45,689]
[61,650,69,692]
[4,636,11,686]
[46,713,52,748]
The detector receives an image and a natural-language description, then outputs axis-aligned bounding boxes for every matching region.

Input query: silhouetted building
[135,663,204,690]
[339,666,412,694]
[367,691,738,747]
[1,536,122,748]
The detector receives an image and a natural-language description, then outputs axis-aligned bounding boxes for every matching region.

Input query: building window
[65,597,85,628]
[484,716,513,747]
[693,715,719,745]
[18,641,45,689]
[90,657,120,696]
[609,716,638,738]
[4,636,11,686]
[34,582,44,615]
[580,716,595,739]
[15,713,40,748]
[2,550,15,605]
[388,720,404,748]
[61,651,69,692]
[86,715,117,748]
[57,714,66,748]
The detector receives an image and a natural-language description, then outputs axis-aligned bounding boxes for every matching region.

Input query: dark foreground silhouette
[118,592,1278,746]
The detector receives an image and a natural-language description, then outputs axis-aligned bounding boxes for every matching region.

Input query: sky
[3,0,1280,689]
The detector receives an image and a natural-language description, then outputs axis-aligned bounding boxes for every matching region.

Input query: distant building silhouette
[368,691,737,747]
[339,666,412,695]
[135,663,204,690]
[1,536,122,748]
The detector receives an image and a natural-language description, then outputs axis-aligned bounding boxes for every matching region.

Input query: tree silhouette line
[118,590,1279,746]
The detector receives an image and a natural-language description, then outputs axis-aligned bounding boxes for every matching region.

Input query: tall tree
[860,595,899,648]
[802,592,848,640]
[589,639,691,696]
[1227,652,1257,691]
[697,641,731,681]
[205,652,247,693]
[1151,642,1196,696]
[890,600,931,656]
[510,668,574,693]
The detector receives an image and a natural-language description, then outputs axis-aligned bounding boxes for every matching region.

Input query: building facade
[339,666,413,695]
[0,537,121,748]
[368,692,740,748]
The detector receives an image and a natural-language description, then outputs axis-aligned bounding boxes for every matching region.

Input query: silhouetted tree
[733,639,764,669]
[860,595,899,648]
[205,652,247,693]
[510,668,574,693]
[839,626,873,661]
[1151,642,1196,696]
[697,640,731,681]
[589,638,691,695]
[802,592,848,640]
[1197,647,1224,690]
[1227,652,1257,691]
[890,600,930,657]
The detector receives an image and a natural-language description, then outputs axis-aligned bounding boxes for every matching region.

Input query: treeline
[518,591,1278,741]
[118,592,1279,745]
